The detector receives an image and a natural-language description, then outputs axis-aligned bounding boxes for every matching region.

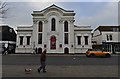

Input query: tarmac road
[1,54,119,78]
[2,54,119,65]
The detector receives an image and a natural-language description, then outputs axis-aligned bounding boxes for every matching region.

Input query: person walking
[3,47,7,55]
[38,49,47,73]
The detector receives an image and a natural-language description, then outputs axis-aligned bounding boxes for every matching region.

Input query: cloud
[26,2,57,10]
[4,0,120,2]
[76,2,118,29]
[1,2,118,31]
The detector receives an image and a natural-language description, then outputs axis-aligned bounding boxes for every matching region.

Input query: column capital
[69,20,75,23]
[59,20,63,23]
[33,20,38,24]
[44,20,48,23]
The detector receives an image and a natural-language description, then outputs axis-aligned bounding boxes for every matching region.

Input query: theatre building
[16,4,92,54]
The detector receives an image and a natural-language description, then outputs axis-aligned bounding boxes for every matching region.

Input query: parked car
[86,49,111,57]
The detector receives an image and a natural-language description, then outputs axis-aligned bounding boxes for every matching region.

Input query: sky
[1,0,119,31]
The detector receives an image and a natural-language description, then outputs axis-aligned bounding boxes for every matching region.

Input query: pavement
[2,65,118,77]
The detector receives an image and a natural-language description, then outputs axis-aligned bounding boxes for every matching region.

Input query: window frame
[19,36,23,45]
[64,33,69,44]
[64,21,68,32]
[38,21,43,32]
[84,36,88,45]
[26,36,31,45]
[51,18,56,31]
[38,33,42,44]
[77,36,81,45]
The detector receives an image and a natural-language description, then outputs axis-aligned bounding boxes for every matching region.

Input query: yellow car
[86,49,111,57]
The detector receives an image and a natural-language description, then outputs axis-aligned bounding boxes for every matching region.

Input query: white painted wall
[93,35,102,44]
[16,5,92,54]
[74,28,92,53]
[16,28,33,53]
[93,29,101,37]
[102,32,119,42]
[93,31,120,45]
[31,9,75,54]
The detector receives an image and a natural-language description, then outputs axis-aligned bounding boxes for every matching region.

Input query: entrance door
[64,47,69,54]
[38,48,42,54]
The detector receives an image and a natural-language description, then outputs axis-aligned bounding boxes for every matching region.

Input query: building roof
[0,25,16,42]
[39,4,74,13]
[32,4,75,16]
[94,26,120,32]
[74,25,92,31]
[16,26,33,31]
[0,25,13,32]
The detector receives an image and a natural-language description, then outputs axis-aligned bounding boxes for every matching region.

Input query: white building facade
[93,26,120,54]
[16,4,92,54]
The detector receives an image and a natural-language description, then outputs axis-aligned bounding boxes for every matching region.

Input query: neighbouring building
[0,25,16,54]
[92,26,120,54]
[16,4,92,54]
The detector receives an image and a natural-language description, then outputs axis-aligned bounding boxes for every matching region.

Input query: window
[19,36,23,45]
[106,35,109,41]
[38,33,42,44]
[59,44,62,48]
[26,36,31,45]
[110,35,112,40]
[106,34,112,41]
[115,44,120,52]
[77,36,81,45]
[51,18,56,31]
[84,36,88,45]
[38,21,43,32]
[9,29,12,32]
[113,28,119,32]
[64,33,69,44]
[64,21,68,32]
[44,44,47,48]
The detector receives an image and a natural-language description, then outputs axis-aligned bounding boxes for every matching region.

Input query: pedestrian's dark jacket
[40,51,46,62]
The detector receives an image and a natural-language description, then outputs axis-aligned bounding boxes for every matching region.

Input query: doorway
[38,48,42,54]
[64,47,69,54]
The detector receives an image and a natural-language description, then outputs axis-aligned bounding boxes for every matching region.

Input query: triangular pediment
[40,4,74,13]
[32,4,75,16]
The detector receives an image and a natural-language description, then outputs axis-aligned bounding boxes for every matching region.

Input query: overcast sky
[1,0,119,31]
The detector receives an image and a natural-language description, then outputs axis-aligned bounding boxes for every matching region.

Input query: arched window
[38,21,43,32]
[64,21,68,32]
[51,18,56,31]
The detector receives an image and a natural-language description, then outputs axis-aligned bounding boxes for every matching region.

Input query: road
[1,54,119,78]
[2,54,119,65]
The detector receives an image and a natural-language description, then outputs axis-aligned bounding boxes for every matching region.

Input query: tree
[0,1,9,18]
